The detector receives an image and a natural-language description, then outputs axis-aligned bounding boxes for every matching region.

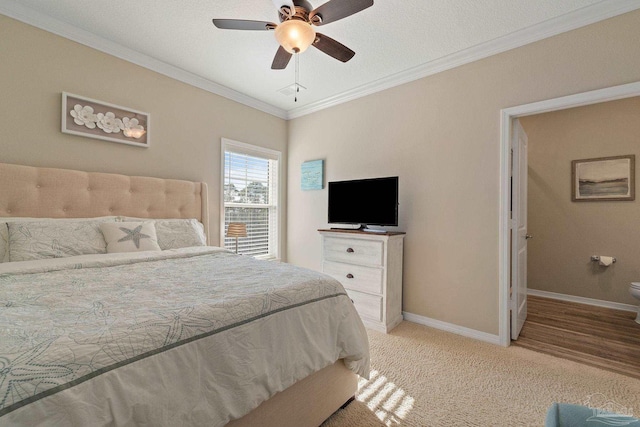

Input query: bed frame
[0,162,357,427]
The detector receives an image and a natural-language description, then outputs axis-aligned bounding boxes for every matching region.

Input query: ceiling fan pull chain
[294,51,300,103]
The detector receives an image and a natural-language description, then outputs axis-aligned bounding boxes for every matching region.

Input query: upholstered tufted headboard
[0,162,209,242]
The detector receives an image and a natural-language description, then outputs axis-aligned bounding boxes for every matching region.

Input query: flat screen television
[328,176,398,229]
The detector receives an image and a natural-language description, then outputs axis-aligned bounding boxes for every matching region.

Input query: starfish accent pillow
[100,221,161,253]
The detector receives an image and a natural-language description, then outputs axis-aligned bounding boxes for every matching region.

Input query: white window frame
[220,138,282,260]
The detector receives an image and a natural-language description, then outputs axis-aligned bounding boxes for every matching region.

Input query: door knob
[525,234,533,240]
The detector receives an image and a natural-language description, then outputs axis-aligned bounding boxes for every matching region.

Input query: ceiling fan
[212,0,374,70]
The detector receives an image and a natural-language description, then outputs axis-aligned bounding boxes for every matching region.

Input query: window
[221,139,281,259]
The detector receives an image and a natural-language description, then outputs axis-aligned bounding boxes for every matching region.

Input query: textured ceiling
[4,0,637,117]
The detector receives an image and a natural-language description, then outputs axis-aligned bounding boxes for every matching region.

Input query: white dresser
[319,229,405,333]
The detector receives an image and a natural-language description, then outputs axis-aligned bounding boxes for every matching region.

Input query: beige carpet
[322,321,640,426]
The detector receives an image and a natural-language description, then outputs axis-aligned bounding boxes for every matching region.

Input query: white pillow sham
[117,217,206,250]
[7,219,117,262]
[1,216,118,263]
[100,221,161,253]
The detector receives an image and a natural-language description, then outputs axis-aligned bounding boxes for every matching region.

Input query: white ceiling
[2,0,639,118]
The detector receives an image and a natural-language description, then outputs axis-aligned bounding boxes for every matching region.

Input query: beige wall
[0,16,288,253]
[520,97,640,305]
[287,11,640,335]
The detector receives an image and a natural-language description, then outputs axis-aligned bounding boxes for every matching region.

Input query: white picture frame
[61,92,150,148]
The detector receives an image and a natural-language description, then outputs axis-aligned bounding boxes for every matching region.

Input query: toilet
[631,282,640,324]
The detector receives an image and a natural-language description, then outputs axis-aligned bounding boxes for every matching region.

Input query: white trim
[528,289,637,313]
[498,81,640,347]
[0,0,287,120]
[1,0,638,120]
[502,82,640,118]
[403,312,501,346]
[286,0,640,119]
[220,138,283,260]
[222,138,281,160]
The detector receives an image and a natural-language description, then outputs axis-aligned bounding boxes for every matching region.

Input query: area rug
[323,321,640,426]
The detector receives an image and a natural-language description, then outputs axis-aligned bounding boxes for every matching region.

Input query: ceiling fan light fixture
[274,19,316,54]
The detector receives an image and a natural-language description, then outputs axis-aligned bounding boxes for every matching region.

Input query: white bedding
[0,247,369,426]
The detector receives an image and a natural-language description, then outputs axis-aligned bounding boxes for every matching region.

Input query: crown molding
[286,0,640,119]
[0,0,288,120]
[2,0,638,121]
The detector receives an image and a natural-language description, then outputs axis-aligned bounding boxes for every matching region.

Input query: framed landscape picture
[572,155,635,202]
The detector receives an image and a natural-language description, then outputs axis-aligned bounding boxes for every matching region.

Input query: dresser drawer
[323,261,383,294]
[323,237,383,266]
[346,289,383,322]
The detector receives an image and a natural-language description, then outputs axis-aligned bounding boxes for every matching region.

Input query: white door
[511,119,529,340]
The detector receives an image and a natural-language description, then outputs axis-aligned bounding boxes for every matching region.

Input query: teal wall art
[301,159,324,190]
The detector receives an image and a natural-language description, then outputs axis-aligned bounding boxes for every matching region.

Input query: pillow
[100,221,161,253]
[8,220,113,262]
[1,217,118,263]
[118,217,206,250]
[0,223,8,263]
[154,219,206,250]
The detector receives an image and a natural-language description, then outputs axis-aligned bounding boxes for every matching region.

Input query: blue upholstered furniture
[545,403,640,426]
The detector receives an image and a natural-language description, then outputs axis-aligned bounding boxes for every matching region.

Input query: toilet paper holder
[591,255,617,263]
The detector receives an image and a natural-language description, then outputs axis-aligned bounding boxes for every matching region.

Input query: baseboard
[402,311,501,345]
[527,289,637,313]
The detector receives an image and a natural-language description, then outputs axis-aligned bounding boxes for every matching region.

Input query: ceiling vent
[278,83,306,97]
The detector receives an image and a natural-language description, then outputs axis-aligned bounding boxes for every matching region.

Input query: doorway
[498,81,640,347]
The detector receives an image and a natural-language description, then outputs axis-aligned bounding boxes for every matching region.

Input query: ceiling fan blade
[271,0,295,20]
[271,0,294,11]
[309,0,374,26]
[212,19,276,31]
[312,33,355,63]
[271,46,293,69]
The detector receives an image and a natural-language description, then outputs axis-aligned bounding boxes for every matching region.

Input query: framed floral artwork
[61,92,149,148]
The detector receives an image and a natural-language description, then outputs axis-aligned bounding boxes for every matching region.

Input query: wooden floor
[512,295,640,379]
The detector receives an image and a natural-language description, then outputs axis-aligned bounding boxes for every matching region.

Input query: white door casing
[500,82,640,347]
[511,119,528,340]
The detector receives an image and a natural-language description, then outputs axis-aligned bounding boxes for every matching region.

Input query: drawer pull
[346,248,354,253]
[346,273,354,279]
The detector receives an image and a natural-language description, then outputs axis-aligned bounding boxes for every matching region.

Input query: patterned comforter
[0,247,369,426]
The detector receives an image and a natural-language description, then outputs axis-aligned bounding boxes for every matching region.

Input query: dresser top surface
[318,228,406,236]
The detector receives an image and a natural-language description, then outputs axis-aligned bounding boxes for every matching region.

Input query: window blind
[222,141,279,259]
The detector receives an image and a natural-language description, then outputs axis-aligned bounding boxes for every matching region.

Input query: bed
[0,162,369,427]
